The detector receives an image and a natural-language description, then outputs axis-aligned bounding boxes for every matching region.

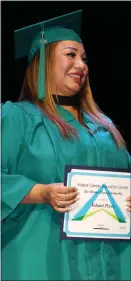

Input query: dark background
[2,1,131,153]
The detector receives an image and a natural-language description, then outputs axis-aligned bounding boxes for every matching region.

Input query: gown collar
[18,101,95,125]
[56,105,94,124]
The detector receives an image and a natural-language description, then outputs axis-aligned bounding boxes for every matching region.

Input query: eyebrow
[62,46,86,56]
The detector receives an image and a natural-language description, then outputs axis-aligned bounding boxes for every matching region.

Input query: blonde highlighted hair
[19,42,126,148]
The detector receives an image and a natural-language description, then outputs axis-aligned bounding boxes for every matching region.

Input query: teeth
[69,74,81,78]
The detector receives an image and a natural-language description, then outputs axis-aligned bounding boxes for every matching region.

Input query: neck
[52,93,80,107]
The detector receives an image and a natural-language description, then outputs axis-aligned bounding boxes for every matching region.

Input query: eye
[66,52,76,58]
[66,52,88,64]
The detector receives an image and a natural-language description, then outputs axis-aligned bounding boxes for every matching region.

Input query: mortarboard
[14,10,83,100]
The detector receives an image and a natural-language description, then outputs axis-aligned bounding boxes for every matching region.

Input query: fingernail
[76,196,80,201]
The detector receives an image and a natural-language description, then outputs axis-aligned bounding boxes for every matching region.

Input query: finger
[125,206,131,212]
[124,196,131,202]
[57,191,79,201]
[57,186,77,194]
[124,202,131,208]
[56,196,79,208]
[54,204,76,213]
[67,187,78,193]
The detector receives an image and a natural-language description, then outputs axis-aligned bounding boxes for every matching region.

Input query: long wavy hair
[19,42,126,148]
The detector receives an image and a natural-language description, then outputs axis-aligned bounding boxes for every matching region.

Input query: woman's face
[54,40,88,96]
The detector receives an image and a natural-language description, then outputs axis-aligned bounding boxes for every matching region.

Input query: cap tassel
[38,30,47,101]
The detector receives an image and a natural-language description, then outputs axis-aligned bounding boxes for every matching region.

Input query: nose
[74,59,87,71]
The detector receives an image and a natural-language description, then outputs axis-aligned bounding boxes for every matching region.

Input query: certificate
[60,165,131,241]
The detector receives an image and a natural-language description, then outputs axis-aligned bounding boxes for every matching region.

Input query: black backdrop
[2,1,131,153]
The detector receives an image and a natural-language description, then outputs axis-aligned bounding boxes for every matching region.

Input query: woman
[2,10,131,280]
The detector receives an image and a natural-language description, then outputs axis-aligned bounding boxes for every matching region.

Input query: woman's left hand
[124,196,131,212]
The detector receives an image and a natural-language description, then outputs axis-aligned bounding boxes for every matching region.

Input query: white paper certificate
[61,166,131,240]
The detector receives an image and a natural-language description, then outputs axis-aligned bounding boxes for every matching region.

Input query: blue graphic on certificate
[61,166,131,240]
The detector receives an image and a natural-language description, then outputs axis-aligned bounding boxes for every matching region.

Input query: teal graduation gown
[2,101,131,280]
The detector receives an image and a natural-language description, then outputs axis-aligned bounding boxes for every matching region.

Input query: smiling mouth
[68,75,82,84]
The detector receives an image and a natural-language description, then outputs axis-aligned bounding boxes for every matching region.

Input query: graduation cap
[14,10,83,100]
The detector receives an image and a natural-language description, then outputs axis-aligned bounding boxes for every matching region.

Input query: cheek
[55,61,72,80]
[54,63,63,83]
[83,67,88,81]
[85,65,89,76]
[80,68,88,86]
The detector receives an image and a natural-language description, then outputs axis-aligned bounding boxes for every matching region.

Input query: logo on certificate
[72,184,126,223]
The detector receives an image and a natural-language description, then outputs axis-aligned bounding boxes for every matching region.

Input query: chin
[68,85,82,95]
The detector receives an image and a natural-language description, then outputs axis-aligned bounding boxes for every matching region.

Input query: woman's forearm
[20,184,49,204]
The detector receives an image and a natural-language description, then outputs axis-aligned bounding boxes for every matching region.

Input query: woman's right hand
[44,182,79,213]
